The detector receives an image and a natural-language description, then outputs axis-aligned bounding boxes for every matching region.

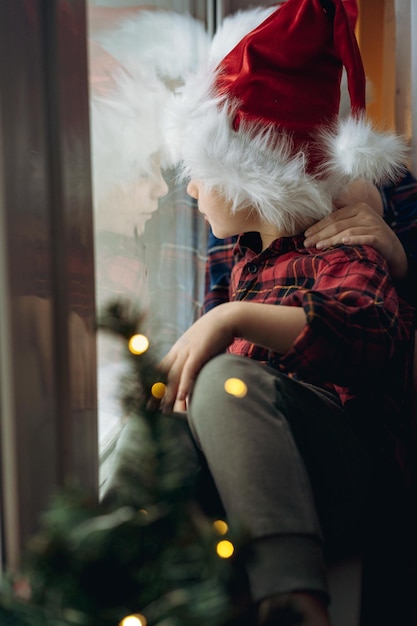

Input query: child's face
[187,180,259,238]
[97,158,169,237]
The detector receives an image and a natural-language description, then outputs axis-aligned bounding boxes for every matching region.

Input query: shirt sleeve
[381,170,417,309]
[381,170,417,254]
[279,244,414,388]
[203,230,237,313]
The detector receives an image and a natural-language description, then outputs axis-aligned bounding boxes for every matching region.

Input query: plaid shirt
[204,170,417,314]
[228,232,415,480]
[229,231,412,400]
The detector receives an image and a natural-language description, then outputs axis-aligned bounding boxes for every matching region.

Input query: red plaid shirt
[204,171,417,315]
[228,233,415,478]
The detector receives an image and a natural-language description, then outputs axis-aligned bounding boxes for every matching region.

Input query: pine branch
[0,300,253,626]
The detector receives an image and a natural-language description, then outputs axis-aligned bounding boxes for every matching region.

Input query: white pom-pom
[322,116,409,185]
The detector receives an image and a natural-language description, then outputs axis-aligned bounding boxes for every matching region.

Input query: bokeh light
[128,334,149,355]
[119,614,147,626]
[224,377,247,398]
[216,540,235,559]
[213,519,229,535]
[151,381,166,399]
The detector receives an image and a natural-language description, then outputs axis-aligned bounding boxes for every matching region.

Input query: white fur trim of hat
[90,10,210,203]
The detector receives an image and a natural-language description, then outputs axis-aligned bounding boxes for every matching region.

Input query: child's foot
[257,592,332,626]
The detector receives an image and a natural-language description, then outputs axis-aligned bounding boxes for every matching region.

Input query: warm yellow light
[128,334,149,355]
[151,381,166,399]
[224,377,247,398]
[213,519,229,535]
[119,614,147,626]
[216,540,234,559]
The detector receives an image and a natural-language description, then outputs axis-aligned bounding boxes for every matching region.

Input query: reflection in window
[87,3,210,484]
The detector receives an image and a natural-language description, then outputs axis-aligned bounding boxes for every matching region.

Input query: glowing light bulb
[128,334,149,355]
[224,377,247,398]
[119,614,147,626]
[213,519,229,535]
[216,540,234,559]
[151,381,166,399]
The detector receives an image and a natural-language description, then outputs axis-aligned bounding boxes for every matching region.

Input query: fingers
[173,397,188,412]
[158,348,200,414]
[304,204,382,250]
[305,226,374,250]
[158,351,181,414]
[304,206,357,240]
[304,215,356,249]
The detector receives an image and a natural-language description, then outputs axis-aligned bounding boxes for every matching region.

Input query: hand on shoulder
[304,180,408,281]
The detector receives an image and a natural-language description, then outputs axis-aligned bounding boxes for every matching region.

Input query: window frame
[0,0,98,573]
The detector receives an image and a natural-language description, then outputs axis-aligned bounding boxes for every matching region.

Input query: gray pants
[188,354,373,603]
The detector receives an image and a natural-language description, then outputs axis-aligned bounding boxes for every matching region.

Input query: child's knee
[188,353,248,433]
[190,354,237,408]
[195,350,255,390]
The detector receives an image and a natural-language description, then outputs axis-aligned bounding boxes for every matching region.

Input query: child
[201,4,417,316]
[196,3,415,332]
[160,0,415,624]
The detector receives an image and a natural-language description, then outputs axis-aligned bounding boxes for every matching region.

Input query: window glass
[87,1,210,487]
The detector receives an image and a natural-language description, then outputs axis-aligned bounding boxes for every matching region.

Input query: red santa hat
[165,0,408,234]
[342,0,359,29]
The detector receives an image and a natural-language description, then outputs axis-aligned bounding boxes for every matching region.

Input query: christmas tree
[0,301,252,626]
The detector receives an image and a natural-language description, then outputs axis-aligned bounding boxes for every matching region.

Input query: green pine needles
[0,301,252,626]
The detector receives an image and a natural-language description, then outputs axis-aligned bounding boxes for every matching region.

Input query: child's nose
[151,173,169,199]
[186,180,198,199]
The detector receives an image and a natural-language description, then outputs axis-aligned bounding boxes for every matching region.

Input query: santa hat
[93,9,210,88]
[89,10,209,205]
[90,67,170,206]
[342,0,359,29]
[165,0,408,235]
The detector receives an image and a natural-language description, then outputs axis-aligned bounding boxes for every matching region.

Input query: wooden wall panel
[0,0,98,571]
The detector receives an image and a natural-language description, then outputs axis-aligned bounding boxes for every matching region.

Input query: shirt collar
[236,232,306,259]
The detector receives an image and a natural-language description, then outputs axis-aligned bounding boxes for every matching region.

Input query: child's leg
[188,354,372,613]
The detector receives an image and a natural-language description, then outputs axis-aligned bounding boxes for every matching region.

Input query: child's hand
[304,202,408,281]
[158,300,306,413]
[158,304,236,413]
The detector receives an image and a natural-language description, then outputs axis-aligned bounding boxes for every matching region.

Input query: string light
[213,519,228,535]
[119,614,147,626]
[128,334,150,355]
[224,377,247,398]
[151,381,166,399]
[216,540,234,559]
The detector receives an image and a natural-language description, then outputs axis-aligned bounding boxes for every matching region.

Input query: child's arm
[159,301,306,413]
[303,180,408,281]
[160,244,411,414]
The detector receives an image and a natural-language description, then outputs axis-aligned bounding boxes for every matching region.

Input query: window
[86,1,213,489]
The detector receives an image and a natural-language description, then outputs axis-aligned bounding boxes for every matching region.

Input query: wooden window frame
[0,0,98,573]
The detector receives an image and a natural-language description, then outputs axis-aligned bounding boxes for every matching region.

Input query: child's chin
[211,225,239,239]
